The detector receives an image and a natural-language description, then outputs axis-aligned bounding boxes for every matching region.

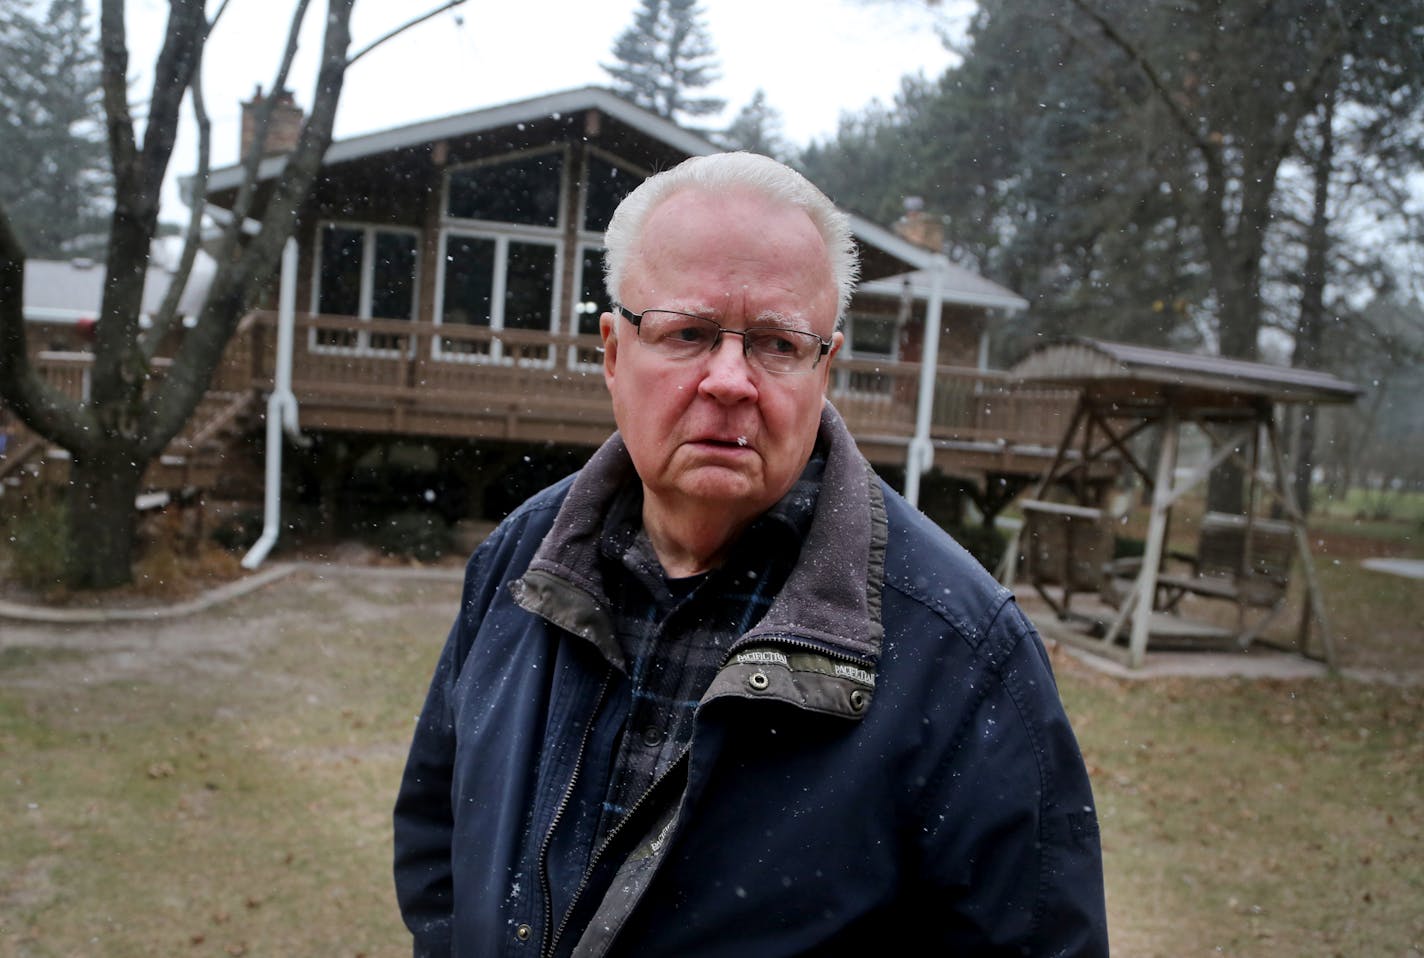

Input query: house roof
[1010,337,1363,406]
[857,264,1029,313]
[23,257,210,325]
[198,85,939,279]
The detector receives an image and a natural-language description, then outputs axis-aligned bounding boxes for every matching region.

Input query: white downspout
[242,237,305,569]
[903,255,947,508]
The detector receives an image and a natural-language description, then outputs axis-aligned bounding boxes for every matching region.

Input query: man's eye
[753,332,801,355]
[667,323,714,344]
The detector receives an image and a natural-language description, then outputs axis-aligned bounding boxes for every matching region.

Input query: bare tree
[0,0,465,589]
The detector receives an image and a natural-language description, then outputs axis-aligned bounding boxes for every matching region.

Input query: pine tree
[720,89,789,160]
[0,0,110,259]
[602,0,725,125]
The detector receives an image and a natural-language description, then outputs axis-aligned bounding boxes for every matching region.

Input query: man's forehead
[628,188,831,277]
[642,183,797,222]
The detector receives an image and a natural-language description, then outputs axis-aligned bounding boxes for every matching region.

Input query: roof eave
[197,86,720,196]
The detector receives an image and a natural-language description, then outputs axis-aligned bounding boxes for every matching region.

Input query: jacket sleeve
[919,600,1110,956]
[392,536,507,957]
[392,612,463,957]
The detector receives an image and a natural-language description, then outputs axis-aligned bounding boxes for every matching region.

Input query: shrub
[4,496,70,591]
[209,507,264,551]
[366,510,452,562]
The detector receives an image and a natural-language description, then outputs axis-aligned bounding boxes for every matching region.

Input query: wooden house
[4,87,1086,534]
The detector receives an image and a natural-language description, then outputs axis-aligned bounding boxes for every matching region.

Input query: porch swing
[997,338,1362,669]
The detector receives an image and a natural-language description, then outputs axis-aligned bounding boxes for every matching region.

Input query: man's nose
[699,331,758,400]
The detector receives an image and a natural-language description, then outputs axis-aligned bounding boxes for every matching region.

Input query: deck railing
[241,312,1073,449]
[4,314,1076,473]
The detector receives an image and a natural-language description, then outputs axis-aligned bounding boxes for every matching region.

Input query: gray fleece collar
[512,402,885,667]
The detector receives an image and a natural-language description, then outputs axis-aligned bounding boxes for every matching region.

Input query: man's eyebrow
[750,312,813,331]
[657,303,718,319]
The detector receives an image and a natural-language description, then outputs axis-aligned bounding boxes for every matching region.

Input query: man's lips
[687,435,754,450]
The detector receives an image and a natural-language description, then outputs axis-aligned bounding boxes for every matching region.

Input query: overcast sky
[115,0,970,215]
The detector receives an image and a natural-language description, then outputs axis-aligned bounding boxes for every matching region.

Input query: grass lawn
[2,545,1422,955]
[0,572,459,958]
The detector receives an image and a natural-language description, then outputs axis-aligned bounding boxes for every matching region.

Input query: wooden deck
[3,311,1100,495]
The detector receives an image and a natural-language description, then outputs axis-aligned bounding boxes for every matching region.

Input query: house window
[838,312,900,397]
[848,314,900,359]
[438,148,567,364]
[583,154,642,233]
[438,231,558,362]
[446,150,564,227]
[570,152,644,368]
[564,246,610,368]
[313,223,419,351]
[574,247,608,336]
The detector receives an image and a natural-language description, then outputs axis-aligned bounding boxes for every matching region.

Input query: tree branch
[150,0,358,453]
[1067,0,1218,165]
[145,49,213,361]
[137,0,207,209]
[0,203,92,448]
[224,0,313,241]
[98,0,137,190]
[347,0,469,67]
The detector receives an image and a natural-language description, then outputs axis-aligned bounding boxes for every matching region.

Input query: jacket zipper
[545,746,691,958]
[727,632,877,669]
[537,675,611,958]
[537,637,871,955]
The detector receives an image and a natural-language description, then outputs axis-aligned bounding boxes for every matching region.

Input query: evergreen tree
[720,88,789,160]
[603,0,725,125]
[0,0,110,259]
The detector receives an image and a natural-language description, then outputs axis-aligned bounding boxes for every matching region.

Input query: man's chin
[669,465,767,508]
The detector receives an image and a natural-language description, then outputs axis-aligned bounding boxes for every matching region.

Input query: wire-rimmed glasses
[613,305,832,375]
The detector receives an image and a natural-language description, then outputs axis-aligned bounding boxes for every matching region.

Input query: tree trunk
[65,441,145,589]
[1290,94,1336,518]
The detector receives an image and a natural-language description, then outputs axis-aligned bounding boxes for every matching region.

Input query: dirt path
[0,563,464,690]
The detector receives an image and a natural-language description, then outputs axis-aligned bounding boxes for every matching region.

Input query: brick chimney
[893,196,945,253]
[240,85,305,159]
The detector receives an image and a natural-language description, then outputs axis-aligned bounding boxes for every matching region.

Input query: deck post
[904,254,947,508]
[1128,404,1179,668]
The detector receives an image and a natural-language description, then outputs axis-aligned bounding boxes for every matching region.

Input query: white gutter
[903,254,948,508]
[241,237,305,569]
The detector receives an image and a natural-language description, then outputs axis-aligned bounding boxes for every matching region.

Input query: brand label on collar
[833,663,876,687]
[735,650,790,668]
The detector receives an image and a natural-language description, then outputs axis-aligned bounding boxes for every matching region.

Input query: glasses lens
[746,329,820,373]
[639,311,720,357]
[635,310,824,373]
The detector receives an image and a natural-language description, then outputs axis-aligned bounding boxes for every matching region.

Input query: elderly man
[393,153,1108,956]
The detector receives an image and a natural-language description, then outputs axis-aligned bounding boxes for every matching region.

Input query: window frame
[433,146,570,367]
[308,221,422,356]
[441,144,570,233]
[433,227,563,366]
[568,149,647,370]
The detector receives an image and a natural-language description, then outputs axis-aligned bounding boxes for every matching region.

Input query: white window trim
[565,243,610,372]
[845,311,903,362]
[442,144,570,234]
[578,146,648,241]
[309,221,421,357]
[433,227,562,368]
[836,312,903,400]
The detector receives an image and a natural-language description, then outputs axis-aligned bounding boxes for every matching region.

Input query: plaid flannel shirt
[593,448,826,846]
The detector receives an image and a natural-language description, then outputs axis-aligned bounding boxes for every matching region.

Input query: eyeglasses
[614,305,832,375]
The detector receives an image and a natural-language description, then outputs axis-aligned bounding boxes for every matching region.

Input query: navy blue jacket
[393,408,1108,956]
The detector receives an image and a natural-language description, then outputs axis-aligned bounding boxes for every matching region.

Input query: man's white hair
[602,152,861,324]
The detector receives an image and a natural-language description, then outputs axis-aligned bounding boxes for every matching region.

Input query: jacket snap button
[515,923,532,942]
[747,671,770,691]
[640,725,665,747]
[850,689,869,712]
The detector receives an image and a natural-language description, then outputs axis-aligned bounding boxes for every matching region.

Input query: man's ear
[600,312,619,385]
